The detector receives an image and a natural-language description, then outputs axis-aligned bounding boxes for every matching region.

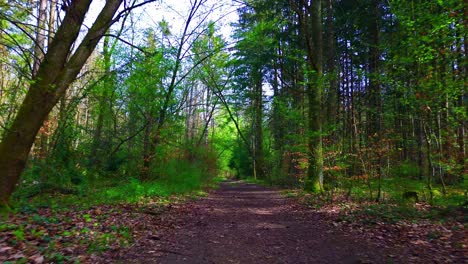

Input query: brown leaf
[11,252,25,259]
[30,254,44,264]
[0,247,12,253]
[63,247,74,254]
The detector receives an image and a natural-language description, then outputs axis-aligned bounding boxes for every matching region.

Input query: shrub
[389,161,420,179]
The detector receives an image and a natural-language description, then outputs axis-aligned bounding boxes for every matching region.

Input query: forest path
[122,181,389,264]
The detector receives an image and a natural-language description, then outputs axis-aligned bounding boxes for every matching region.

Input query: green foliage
[0,223,17,232]
[103,178,165,202]
[12,225,25,241]
[12,146,220,210]
[88,232,117,253]
[389,161,420,179]
[1,0,464,226]
[335,175,466,208]
[353,204,429,224]
[229,139,251,178]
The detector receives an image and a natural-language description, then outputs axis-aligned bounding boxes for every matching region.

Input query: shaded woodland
[0,0,466,262]
[0,0,466,214]
[231,0,466,204]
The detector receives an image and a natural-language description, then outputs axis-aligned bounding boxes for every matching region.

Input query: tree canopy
[0,0,465,217]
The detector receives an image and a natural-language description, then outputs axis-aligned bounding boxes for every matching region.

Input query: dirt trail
[122,181,390,264]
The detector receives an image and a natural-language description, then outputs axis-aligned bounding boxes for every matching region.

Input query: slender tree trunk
[91,35,112,167]
[325,0,337,126]
[185,84,194,145]
[253,68,264,179]
[144,0,203,173]
[48,0,57,46]
[417,116,425,180]
[34,0,50,159]
[33,0,47,77]
[272,58,282,153]
[271,56,285,176]
[141,114,152,180]
[368,0,382,201]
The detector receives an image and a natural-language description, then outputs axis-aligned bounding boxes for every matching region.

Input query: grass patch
[323,176,467,207]
[283,175,467,224]
[345,204,430,224]
[12,172,221,213]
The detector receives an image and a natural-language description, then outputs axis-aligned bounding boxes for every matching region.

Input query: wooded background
[0,0,466,208]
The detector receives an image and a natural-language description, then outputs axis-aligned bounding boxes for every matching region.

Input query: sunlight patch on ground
[248,208,274,215]
[211,208,232,214]
[255,222,287,229]
[236,191,279,195]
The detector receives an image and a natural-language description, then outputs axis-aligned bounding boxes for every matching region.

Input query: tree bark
[0,0,124,209]
[48,0,57,46]
[325,0,337,125]
[32,0,47,77]
[367,0,382,201]
[291,0,324,192]
[253,67,265,179]
[91,35,112,167]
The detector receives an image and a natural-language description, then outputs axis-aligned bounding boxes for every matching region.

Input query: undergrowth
[279,174,467,225]
[11,173,222,214]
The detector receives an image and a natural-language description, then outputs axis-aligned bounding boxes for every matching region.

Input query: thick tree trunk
[0,88,56,209]
[0,0,123,209]
[292,0,324,192]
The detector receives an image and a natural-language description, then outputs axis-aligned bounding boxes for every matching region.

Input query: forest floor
[1,181,466,263]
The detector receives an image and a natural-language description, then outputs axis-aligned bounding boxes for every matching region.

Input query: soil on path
[120,181,391,263]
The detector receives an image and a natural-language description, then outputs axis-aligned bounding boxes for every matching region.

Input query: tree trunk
[325,0,337,126]
[253,67,264,179]
[0,0,124,209]
[291,0,324,192]
[146,0,202,170]
[141,114,152,180]
[368,0,382,201]
[34,0,50,159]
[91,35,112,167]
[48,0,57,46]
[32,0,47,77]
